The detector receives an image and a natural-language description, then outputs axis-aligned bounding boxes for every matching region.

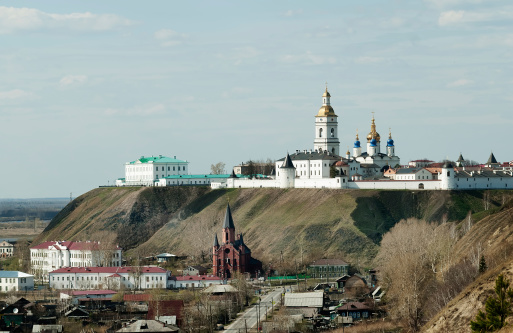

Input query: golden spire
[356,129,359,141]
[367,113,380,142]
[389,127,392,139]
[346,146,350,155]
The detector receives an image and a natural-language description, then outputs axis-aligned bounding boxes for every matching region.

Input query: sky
[1,0,512,198]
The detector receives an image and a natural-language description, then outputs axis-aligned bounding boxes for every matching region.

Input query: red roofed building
[30,241,122,282]
[49,266,169,290]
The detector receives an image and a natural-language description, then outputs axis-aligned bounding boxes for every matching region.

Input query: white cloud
[154,29,187,47]
[60,75,88,87]
[0,6,135,34]
[438,9,513,26]
[281,51,336,65]
[105,103,166,116]
[216,46,261,66]
[447,79,473,87]
[284,9,303,17]
[355,56,384,64]
[425,0,485,9]
[0,89,30,100]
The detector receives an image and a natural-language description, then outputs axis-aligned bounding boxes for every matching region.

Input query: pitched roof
[50,266,167,274]
[277,151,340,162]
[338,301,371,311]
[0,271,33,278]
[223,204,235,229]
[309,259,348,266]
[213,234,219,247]
[31,240,121,251]
[174,275,222,281]
[67,290,117,296]
[487,152,498,164]
[129,155,187,165]
[284,291,324,308]
[281,153,296,168]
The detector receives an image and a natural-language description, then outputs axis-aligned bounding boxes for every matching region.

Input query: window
[319,128,323,138]
[330,128,334,137]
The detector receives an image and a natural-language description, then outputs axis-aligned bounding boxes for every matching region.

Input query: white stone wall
[453,175,513,190]
[348,180,442,190]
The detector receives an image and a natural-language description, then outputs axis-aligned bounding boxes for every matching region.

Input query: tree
[210,162,226,175]
[479,255,487,274]
[470,274,513,332]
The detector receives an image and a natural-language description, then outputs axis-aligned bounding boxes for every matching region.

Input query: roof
[410,159,434,163]
[223,204,235,229]
[31,240,121,251]
[156,253,176,258]
[201,284,237,293]
[281,153,295,169]
[117,320,176,332]
[174,275,222,281]
[338,302,371,311]
[67,290,117,296]
[50,266,167,274]
[0,271,33,278]
[163,174,233,179]
[187,265,207,271]
[129,155,187,165]
[147,300,183,322]
[455,169,512,178]
[284,291,324,308]
[277,151,341,162]
[487,152,498,164]
[309,259,348,267]
[395,167,426,174]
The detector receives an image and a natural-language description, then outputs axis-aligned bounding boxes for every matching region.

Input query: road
[223,286,286,333]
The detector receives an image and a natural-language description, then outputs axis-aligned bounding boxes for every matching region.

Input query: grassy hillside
[36,187,512,270]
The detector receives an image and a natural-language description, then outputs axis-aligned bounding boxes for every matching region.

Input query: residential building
[182,265,207,276]
[49,266,168,290]
[0,240,14,257]
[30,240,122,281]
[156,253,176,263]
[308,258,349,279]
[283,291,325,318]
[338,302,372,320]
[169,275,224,288]
[0,271,34,292]
[117,155,189,186]
[212,204,262,279]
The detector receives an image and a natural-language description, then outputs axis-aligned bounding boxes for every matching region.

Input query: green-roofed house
[117,155,189,186]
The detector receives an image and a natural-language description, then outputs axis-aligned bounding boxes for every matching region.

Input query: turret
[440,161,456,190]
[314,85,340,155]
[279,153,296,188]
[386,129,395,157]
[368,135,377,156]
[353,131,362,157]
[222,204,236,244]
[366,115,381,154]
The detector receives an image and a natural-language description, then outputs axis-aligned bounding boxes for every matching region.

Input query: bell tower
[314,85,339,155]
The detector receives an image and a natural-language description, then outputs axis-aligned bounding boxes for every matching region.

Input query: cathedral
[212,204,262,279]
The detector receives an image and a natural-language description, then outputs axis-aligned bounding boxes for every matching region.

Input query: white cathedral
[214,87,513,190]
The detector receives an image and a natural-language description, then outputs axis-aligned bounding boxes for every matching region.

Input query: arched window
[319,128,323,138]
[331,128,335,137]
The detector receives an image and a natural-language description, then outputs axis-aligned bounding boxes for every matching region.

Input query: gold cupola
[316,86,337,117]
[366,115,380,142]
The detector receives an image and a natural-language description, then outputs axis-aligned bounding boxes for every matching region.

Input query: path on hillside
[223,286,290,333]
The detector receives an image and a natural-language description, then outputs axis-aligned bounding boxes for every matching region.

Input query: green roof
[163,174,270,179]
[129,155,188,164]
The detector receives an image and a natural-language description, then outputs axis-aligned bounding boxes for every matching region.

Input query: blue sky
[1,0,512,198]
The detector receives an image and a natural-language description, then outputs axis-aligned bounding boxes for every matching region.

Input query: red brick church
[213,204,262,279]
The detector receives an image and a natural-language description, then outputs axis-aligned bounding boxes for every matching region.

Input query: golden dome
[366,116,380,142]
[322,87,331,97]
[316,105,337,117]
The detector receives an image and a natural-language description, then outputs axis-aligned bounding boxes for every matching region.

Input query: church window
[319,128,323,138]
[330,128,335,137]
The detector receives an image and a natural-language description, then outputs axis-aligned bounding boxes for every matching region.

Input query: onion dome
[354,132,361,148]
[366,116,381,142]
[322,86,331,97]
[335,161,348,167]
[387,129,394,147]
[370,138,377,147]
[316,86,337,117]
[443,161,454,168]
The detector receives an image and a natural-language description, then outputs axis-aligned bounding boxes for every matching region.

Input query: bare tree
[210,162,226,175]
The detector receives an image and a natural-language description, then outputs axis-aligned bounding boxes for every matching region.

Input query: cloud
[0,89,31,100]
[425,0,484,9]
[447,79,473,87]
[355,56,384,64]
[438,9,513,26]
[280,51,337,65]
[105,103,166,116]
[216,46,261,65]
[284,9,303,17]
[0,6,135,34]
[60,75,88,87]
[154,28,187,47]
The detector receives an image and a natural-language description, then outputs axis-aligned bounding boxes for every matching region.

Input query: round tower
[279,153,296,188]
[440,161,456,190]
[353,131,362,157]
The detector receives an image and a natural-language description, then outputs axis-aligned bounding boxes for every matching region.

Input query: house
[0,240,14,257]
[169,275,224,288]
[283,291,325,318]
[49,266,169,290]
[30,240,122,281]
[60,290,117,305]
[156,253,176,263]
[337,274,369,296]
[0,271,34,292]
[147,300,184,326]
[307,258,349,279]
[394,167,434,181]
[337,302,372,320]
[182,265,207,276]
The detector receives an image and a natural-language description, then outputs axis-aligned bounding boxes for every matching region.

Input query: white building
[117,155,189,186]
[30,241,122,282]
[0,240,14,258]
[49,266,169,290]
[169,275,224,289]
[0,271,34,292]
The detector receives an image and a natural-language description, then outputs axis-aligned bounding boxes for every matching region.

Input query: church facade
[212,204,262,279]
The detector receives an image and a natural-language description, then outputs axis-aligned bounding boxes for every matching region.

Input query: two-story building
[0,271,34,292]
[307,259,349,279]
[0,240,14,257]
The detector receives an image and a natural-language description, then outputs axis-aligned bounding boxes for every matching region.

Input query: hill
[35,187,512,268]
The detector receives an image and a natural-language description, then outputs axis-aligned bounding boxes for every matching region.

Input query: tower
[366,115,381,155]
[279,153,296,188]
[222,204,235,244]
[353,131,362,157]
[440,161,456,190]
[314,86,340,155]
[386,129,395,157]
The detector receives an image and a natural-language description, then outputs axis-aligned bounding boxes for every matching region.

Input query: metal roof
[284,291,324,308]
[0,271,33,278]
[129,156,188,165]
